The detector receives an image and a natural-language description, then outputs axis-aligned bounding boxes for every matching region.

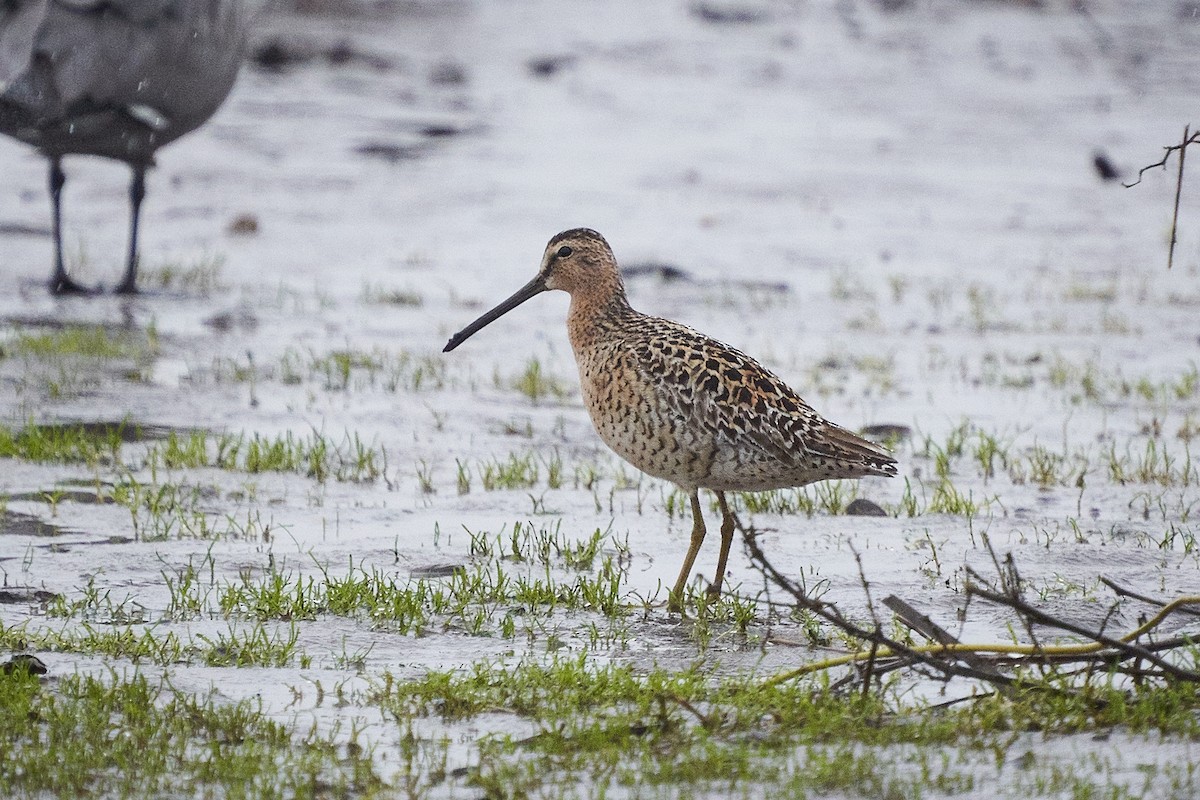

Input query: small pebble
[846,498,887,517]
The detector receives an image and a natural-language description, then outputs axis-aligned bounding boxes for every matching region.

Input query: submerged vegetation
[373,655,1200,798]
[0,669,382,797]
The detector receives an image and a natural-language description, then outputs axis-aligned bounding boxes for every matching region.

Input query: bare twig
[964,582,1200,683]
[1123,124,1199,269]
[883,595,1009,685]
[976,537,1044,655]
[985,635,1198,670]
[741,516,1200,691]
[1168,124,1190,269]
[1124,125,1199,188]
[1100,576,1200,618]
[861,634,879,700]
[850,544,880,628]
[741,523,1022,688]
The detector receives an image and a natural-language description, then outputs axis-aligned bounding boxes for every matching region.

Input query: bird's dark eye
[556,245,573,258]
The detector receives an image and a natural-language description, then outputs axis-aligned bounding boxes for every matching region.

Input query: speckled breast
[573,341,718,490]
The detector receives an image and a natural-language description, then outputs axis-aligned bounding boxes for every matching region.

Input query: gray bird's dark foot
[49,275,95,295]
[113,280,139,296]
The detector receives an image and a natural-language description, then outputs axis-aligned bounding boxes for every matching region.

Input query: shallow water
[2,0,1199,796]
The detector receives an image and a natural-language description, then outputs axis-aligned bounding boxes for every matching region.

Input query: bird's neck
[567,286,637,351]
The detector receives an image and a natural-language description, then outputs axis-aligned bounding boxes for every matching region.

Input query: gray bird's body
[0,0,247,293]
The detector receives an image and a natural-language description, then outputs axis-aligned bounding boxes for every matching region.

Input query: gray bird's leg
[114,165,147,294]
[47,157,90,295]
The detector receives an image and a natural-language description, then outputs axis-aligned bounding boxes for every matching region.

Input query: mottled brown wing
[631,318,895,476]
[629,320,816,463]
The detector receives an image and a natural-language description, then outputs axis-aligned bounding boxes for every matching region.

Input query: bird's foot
[49,275,96,296]
[113,280,139,296]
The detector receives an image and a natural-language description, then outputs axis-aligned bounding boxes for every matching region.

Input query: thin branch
[1169,124,1190,269]
[883,595,1010,685]
[740,516,1200,691]
[860,633,879,700]
[964,582,1200,683]
[741,524,1022,688]
[1100,576,1200,619]
[1123,125,1199,269]
[1123,125,1199,188]
[850,544,880,628]
[977,537,1044,655]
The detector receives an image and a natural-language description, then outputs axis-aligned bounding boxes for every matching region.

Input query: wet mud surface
[1,0,1199,796]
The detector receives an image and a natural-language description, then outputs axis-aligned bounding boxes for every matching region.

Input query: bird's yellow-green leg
[708,491,736,601]
[669,489,707,612]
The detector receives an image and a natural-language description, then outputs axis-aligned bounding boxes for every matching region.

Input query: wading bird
[0,0,247,294]
[444,229,897,611]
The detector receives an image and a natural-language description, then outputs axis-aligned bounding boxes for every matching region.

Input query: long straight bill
[443,274,548,352]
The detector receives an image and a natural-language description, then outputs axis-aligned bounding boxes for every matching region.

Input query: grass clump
[139,254,225,294]
[361,283,423,307]
[153,523,630,637]
[0,621,307,668]
[478,452,541,490]
[112,477,274,542]
[202,346,450,393]
[510,358,570,404]
[0,421,126,464]
[283,346,447,392]
[731,481,856,517]
[376,657,949,795]
[220,548,629,635]
[373,655,1200,798]
[8,325,150,360]
[147,428,386,483]
[1107,439,1198,486]
[0,670,383,798]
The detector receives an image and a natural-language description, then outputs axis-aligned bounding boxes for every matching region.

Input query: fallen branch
[739,518,1200,690]
[742,524,1025,689]
[883,595,1010,685]
[963,575,1200,683]
[1100,575,1200,619]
